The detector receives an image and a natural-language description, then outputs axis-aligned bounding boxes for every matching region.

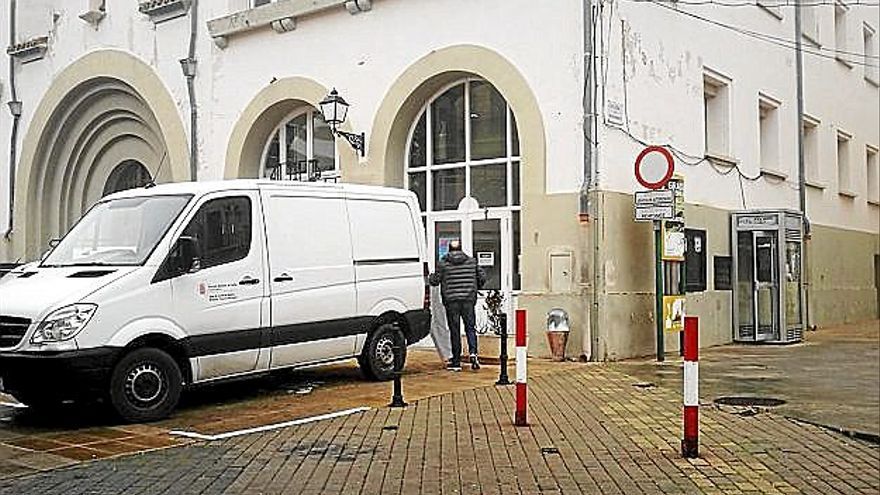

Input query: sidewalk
[0,364,876,494]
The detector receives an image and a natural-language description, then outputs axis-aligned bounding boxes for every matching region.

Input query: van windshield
[42,195,192,267]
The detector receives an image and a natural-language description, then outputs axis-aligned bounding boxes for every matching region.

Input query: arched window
[262,108,338,182]
[103,160,152,196]
[406,79,521,290]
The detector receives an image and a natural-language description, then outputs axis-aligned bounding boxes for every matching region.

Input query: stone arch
[12,49,188,258]
[224,76,357,179]
[354,44,546,196]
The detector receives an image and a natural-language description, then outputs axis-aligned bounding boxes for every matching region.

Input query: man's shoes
[470,354,481,370]
[446,362,462,372]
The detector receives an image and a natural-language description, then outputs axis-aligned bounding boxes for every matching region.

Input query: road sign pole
[655,221,664,362]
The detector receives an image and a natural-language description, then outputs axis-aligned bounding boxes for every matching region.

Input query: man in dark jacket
[429,240,486,371]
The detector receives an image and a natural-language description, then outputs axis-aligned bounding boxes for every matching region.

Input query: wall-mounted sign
[737,214,778,229]
[663,221,685,261]
[663,295,685,332]
[477,251,495,267]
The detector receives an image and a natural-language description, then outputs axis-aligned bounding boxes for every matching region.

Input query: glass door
[427,212,512,337]
[754,231,779,341]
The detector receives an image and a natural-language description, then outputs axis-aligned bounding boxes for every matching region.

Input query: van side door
[162,191,267,381]
[261,190,361,368]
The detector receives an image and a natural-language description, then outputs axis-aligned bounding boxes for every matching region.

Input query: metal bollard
[388,344,408,408]
[496,313,512,386]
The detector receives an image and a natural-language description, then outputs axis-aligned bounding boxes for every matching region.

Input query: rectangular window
[703,73,731,158]
[868,146,879,203]
[804,116,820,183]
[834,2,851,66]
[865,24,879,84]
[714,256,733,291]
[758,96,781,173]
[182,197,252,270]
[685,229,707,293]
[837,132,854,196]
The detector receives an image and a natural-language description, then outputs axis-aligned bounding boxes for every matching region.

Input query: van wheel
[360,323,406,381]
[109,348,182,423]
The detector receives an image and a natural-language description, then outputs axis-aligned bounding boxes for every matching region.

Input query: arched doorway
[25,77,169,249]
[405,78,521,329]
[11,49,189,260]
[103,160,153,196]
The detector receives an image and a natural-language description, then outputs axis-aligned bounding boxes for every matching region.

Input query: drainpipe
[4,0,21,241]
[582,0,601,361]
[180,0,198,181]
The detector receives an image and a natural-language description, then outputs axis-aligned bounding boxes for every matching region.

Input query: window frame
[260,107,340,182]
[180,195,254,271]
[404,78,521,215]
[703,71,733,161]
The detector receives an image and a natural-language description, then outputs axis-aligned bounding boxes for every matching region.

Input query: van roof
[103,179,416,201]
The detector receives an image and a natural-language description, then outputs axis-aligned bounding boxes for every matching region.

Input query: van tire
[360,323,406,381]
[109,348,182,423]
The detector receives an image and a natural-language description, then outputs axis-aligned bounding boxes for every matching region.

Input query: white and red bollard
[681,315,699,458]
[514,309,528,426]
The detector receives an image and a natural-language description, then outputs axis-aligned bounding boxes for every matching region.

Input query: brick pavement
[0,364,876,494]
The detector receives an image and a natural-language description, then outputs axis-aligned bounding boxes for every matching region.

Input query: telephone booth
[731,210,805,343]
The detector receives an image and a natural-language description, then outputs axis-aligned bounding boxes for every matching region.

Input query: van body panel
[0,266,139,324]
[261,190,359,368]
[104,316,188,348]
[166,190,266,381]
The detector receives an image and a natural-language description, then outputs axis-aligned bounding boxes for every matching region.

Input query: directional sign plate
[634,205,674,222]
[634,189,674,207]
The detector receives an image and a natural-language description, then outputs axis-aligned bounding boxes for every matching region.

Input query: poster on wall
[663,295,686,332]
[438,238,452,259]
[662,221,685,261]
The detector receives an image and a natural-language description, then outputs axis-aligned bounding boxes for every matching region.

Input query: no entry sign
[635,146,674,190]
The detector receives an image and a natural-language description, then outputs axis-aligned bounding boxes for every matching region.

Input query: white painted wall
[598,0,879,233]
[0,0,876,263]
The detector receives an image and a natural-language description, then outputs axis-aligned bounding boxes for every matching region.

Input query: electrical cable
[627,0,879,6]
[632,0,880,65]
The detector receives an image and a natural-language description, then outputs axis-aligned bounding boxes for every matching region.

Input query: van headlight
[31,304,97,344]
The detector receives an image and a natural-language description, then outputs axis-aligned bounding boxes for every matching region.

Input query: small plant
[481,289,505,335]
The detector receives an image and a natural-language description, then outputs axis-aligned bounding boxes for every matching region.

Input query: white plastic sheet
[429,286,452,361]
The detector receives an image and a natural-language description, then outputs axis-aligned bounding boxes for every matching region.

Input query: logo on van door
[197,281,239,302]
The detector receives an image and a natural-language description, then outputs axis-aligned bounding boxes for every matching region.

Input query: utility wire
[629,0,880,65]
[628,0,879,6]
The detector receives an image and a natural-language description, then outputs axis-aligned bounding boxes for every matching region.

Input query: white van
[0,180,430,422]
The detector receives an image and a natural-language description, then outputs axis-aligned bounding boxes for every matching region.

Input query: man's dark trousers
[444,300,477,366]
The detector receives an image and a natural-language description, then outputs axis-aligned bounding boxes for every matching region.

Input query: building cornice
[207,0,372,49]
[138,0,192,24]
[6,36,49,64]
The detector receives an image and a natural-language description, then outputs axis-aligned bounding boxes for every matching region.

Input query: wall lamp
[319,88,365,157]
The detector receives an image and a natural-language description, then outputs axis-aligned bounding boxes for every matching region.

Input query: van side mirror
[48,238,61,248]
[175,236,202,274]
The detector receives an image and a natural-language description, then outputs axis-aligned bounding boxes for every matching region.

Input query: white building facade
[1,0,877,359]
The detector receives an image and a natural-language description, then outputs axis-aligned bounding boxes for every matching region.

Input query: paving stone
[0,365,875,494]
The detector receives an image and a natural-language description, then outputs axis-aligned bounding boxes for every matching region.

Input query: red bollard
[514,309,528,427]
[681,316,699,458]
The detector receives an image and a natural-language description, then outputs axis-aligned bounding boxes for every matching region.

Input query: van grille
[0,316,31,348]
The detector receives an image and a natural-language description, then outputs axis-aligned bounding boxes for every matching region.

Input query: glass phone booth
[731,210,804,343]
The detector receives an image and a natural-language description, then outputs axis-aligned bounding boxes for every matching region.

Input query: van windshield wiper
[46,262,116,267]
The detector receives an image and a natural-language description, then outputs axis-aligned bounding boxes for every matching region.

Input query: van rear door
[261,189,361,368]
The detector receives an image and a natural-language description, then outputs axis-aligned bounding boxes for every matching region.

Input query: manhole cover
[714,397,786,407]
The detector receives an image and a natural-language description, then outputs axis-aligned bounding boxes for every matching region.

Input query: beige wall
[593,190,879,361]
[808,224,880,326]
